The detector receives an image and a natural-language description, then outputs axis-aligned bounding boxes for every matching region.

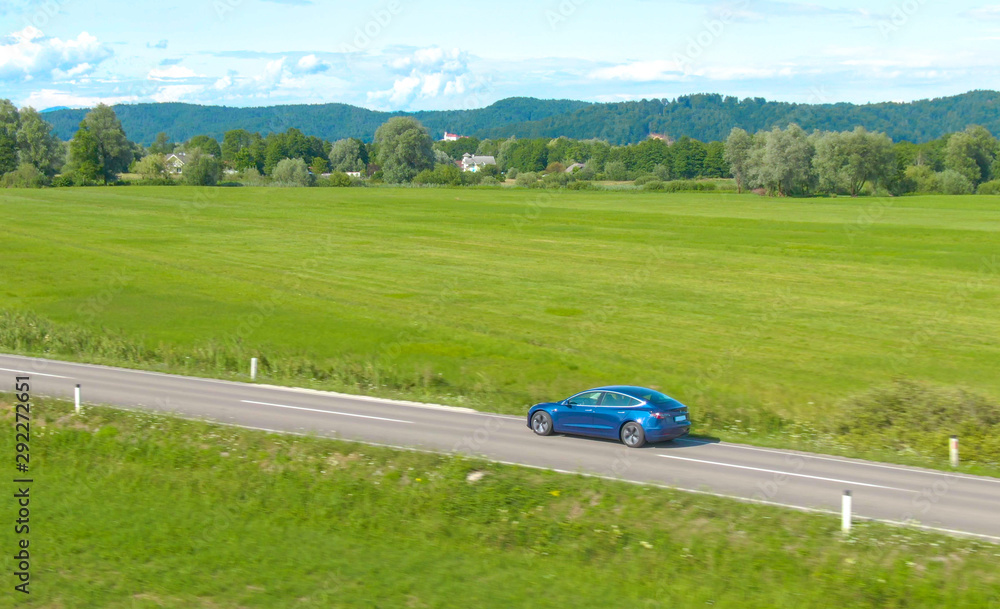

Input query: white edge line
[55,401,1000,545]
[658,454,918,493]
[0,353,520,419]
[0,367,73,379]
[677,438,1000,485]
[241,399,414,424]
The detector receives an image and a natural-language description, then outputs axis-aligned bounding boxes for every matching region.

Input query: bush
[271,158,314,187]
[633,174,657,186]
[326,171,352,187]
[643,180,665,191]
[506,167,519,180]
[940,169,974,195]
[541,172,569,188]
[1,163,48,188]
[836,380,1000,463]
[976,179,1000,195]
[479,176,499,186]
[414,164,462,186]
[238,168,269,186]
[515,172,538,187]
[51,174,75,187]
[661,180,717,192]
[182,151,222,186]
[901,165,941,194]
[604,161,627,181]
[566,180,594,190]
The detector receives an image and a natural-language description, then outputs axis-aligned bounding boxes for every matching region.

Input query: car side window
[568,391,603,406]
[602,392,640,407]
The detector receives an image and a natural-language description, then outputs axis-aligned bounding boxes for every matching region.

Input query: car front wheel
[531,411,554,436]
[620,422,646,448]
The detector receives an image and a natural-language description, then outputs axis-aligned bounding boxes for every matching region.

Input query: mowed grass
[4,396,999,609]
[1,187,999,425]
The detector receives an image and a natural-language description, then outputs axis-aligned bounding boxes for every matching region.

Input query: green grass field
[1,187,998,457]
[4,396,999,609]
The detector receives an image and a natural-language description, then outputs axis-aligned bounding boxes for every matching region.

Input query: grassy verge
[3,395,999,608]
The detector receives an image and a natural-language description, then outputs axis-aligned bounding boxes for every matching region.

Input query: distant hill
[42,91,1000,145]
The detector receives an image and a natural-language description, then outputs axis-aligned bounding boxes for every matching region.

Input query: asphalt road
[4,353,999,541]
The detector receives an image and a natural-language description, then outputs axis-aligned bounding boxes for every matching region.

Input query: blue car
[527,386,690,448]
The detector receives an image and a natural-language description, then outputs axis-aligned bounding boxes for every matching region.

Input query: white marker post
[841,490,852,533]
[250,357,258,380]
[74,383,81,414]
[950,435,959,468]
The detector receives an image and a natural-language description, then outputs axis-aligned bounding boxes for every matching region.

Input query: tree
[374,117,434,183]
[329,138,366,173]
[222,129,257,165]
[0,99,21,176]
[945,126,997,186]
[135,154,168,182]
[272,158,313,186]
[813,127,895,196]
[181,150,221,186]
[748,124,815,196]
[149,132,174,155]
[311,157,329,174]
[186,135,221,157]
[15,107,60,175]
[724,128,753,193]
[68,104,133,185]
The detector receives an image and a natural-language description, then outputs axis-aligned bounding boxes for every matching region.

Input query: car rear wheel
[620,422,646,448]
[531,411,554,436]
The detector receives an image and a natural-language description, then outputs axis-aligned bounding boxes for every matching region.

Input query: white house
[460,153,497,173]
[165,153,189,174]
[345,171,362,178]
[442,131,465,142]
[165,152,215,174]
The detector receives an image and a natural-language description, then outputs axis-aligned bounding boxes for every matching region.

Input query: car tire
[620,422,646,448]
[530,411,554,436]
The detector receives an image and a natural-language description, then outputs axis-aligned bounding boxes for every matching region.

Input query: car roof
[590,385,669,399]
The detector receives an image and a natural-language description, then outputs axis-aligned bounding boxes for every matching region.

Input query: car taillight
[650,412,666,419]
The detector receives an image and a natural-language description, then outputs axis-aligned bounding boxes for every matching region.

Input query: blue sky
[1,0,998,111]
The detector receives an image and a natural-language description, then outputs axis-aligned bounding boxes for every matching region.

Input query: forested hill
[42,90,1000,145]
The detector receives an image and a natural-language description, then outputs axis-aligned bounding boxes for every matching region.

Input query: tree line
[724,124,1000,196]
[2,97,1000,195]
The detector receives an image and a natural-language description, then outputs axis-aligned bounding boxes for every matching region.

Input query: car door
[557,391,603,432]
[592,391,642,438]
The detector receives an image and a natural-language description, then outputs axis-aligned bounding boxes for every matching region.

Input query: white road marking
[674,438,1000,485]
[657,454,918,493]
[0,367,73,379]
[241,400,414,424]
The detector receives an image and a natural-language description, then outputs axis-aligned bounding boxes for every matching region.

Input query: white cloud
[292,54,330,75]
[589,59,686,82]
[963,5,1000,19]
[368,47,472,108]
[147,65,202,80]
[151,84,205,102]
[0,26,112,81]
[19,88,138,109]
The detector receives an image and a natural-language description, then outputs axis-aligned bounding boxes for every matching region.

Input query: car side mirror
[565,400,577,407]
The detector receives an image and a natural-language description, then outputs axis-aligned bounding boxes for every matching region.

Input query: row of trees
[4,96,1000,195]
[724,124,1000,196]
